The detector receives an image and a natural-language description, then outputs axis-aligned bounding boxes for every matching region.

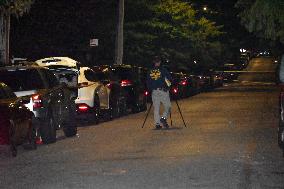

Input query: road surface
[0,57,283,189]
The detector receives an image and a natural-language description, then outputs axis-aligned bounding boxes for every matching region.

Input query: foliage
[236,0,284,44]
[0,0,33,16]
[124,0,223,71]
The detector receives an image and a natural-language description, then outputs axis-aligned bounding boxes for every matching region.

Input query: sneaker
[155,124,162,129]
[160,117,169,128]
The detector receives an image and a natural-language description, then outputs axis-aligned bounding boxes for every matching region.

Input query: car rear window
[0,69,45,91]
[112,67,136,80]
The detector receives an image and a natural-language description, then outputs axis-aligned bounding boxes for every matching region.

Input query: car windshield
[0,69,44,91]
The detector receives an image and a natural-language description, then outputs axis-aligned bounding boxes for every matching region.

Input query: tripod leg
[175,100,187,127]
[141,103,152,128]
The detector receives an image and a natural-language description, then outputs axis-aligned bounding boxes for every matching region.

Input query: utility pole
[114,0,124,65]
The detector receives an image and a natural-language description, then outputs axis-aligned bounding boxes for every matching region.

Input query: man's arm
[163,68,172,81]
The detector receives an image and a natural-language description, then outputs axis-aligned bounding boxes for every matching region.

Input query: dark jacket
[147,66,172,91]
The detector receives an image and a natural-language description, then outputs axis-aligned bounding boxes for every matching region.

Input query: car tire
[140,96,147,112]
[92,95,100,124]
[109,92,124,119]
[63,107,77,137]
[10,143,17,157]
[9,121,17,157]
[40,112,56,144]
[130,96,140,113]
[118,92,128,116]
[27,119,37,150]
[107,99,119,120]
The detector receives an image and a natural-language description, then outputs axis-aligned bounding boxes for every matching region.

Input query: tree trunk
[114,0,124,65]
[0,11,9,65]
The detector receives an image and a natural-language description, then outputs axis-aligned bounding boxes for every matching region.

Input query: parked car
[170,72,200,98]
[101,64,147,113]
[221,63,240,83]
[36,57,111,123]
[210,71,223,88]
[0,82,36,157]
[0,65,77,144]
[92,66,128,119]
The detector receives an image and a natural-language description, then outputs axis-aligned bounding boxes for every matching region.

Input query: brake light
[106,83,112,89]
[173,88,178,94]
[179,80,187,86]
[121,80,132,87]
[144,91,149,96]
[77,103,90,113]
[32,94,43,109]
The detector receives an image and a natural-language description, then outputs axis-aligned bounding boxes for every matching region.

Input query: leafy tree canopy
[0,0,34,16]
[236,0,284,44]
[125,0,223,71]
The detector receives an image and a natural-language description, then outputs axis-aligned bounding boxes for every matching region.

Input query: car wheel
[130,96,140,113]
[110,97,121,119]
[40,113,56,144]
[63,107,77,137]
[140,96,147,112]
[27,119,37,150]
[110,95,123,119]
[10,143,17,157]
[9,121,17,157]
[91,95,100,124]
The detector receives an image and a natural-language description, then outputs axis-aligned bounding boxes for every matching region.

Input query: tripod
[141,98,187,128]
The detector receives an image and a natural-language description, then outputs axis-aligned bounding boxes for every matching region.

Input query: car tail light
[106,83,112,89]
[144,91,149,96]
[77,103,90,113]
[32,94,43,109]
[179,80,188,86]
[172,88,178,94]
[121,80,132,87]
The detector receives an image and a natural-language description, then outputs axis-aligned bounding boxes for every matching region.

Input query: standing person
[147,56,172,129]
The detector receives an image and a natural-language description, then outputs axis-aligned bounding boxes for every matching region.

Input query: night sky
[9,0,259,66]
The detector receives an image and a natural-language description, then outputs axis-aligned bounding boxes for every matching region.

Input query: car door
[84,68,109,109]
[3,85,31,143]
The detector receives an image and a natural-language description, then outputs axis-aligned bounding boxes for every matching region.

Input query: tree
[0,0,33,64]
[124,0,223,71]
[236,0,284,44]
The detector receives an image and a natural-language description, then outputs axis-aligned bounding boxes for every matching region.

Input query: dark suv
[92,66,128,118]
[0,65,77,144]
[98,64,147,113]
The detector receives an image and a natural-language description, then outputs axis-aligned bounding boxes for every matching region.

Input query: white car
[75,66,109,122]
[35,57,113,123]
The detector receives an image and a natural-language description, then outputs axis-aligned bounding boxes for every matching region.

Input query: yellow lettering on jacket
[150,69,162,80]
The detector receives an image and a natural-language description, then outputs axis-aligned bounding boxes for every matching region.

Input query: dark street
[1,58,283,189]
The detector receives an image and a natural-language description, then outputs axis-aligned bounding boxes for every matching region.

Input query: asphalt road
[238,57,278,83]
[1,57,284,189]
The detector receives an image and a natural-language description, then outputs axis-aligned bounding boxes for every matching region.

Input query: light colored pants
[152,89,171,125]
